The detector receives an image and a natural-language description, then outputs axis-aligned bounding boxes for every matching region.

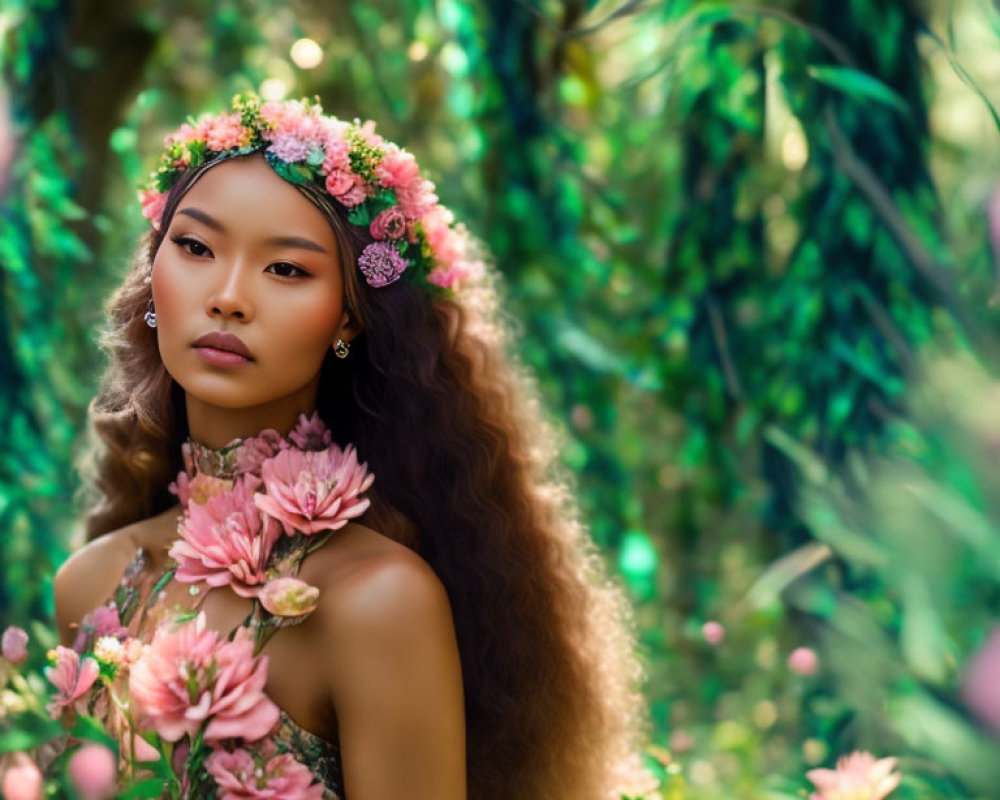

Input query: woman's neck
[183,380,320,450]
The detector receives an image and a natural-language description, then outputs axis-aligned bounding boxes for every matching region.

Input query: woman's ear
[333,310,363,345]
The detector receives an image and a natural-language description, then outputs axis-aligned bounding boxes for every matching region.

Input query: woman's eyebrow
[175,207,329,254]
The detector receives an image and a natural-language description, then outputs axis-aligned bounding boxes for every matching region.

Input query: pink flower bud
[67,743,116,800]
[788,646,819,676]
[701,620,725,645]
[1,754,43,800]
[1,626,28,665]
[259,578,320,618]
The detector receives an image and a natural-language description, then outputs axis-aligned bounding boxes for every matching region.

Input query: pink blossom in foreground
[701,620,725,645]
[259,578,320,618]
[254,443,374,536]
[1,625,28,664]
[1,753,44,800]
[73,603,129,653]
[806,750,902,800]
[129,613,279,743]
[288,412,333,452]
[67,743,116,800]
[961,625,1000,736]
[169,474,281,598]
[44,646,100,718]
[206,741,325,800]
[788,646,819,676]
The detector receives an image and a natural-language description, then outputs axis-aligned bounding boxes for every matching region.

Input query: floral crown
[138,91,485,293]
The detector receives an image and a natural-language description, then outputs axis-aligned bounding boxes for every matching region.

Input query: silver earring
[334,339,350,358]
[144,299,157,328]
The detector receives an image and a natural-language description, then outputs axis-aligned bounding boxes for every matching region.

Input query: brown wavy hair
[75,153,651,800]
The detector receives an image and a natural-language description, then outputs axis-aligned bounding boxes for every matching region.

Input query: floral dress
[73,413,374,799]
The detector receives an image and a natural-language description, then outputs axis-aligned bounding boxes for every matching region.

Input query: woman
[53,92,650,800]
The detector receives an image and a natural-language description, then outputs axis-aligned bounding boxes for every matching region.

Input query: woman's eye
[171,235,210,257]
[266,262,308,278]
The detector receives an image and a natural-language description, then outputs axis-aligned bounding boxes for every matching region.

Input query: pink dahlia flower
[169,474,281,598]
[129,613,279,743]
[254,443,375,535]
[67,743,116,800]
[806,751,902,800]
[206,741,325,800]
[1,753,44,800]
[259,578,320,618]
[44,646,100,718]
[288,412,333,452]
[2,625,28,664]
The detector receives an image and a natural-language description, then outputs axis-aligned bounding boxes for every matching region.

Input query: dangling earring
[333,339,350,359]
[144,298,157,328]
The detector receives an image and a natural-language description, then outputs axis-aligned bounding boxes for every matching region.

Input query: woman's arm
[320,553,466,799]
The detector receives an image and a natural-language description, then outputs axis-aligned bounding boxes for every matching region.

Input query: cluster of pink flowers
[168,411,374,601]
[140,91,486,293]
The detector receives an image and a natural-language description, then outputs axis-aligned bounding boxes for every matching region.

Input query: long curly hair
[75,153,651,800]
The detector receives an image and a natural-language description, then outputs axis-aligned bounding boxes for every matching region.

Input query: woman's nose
[207,260,255,321]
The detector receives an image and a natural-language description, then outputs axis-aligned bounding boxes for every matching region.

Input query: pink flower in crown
[203,112,252,152]
[236,428,290,475]
[164,121,204,147]
[206,741,325,800]
[356,119,385,149]
[129,614,279,743]
[254,444,374,536]
[288,411,333,452]
[45,646,100,718]
[267,131,313,163]
[806,751,902,800]
[324,168,367,207]
[369,206,406,240]
[169,474,281,598]
[320,130,351,176]
[259,100,303,131]
[138,189,167,231]
[358,242,408,288]
[375,147,420,190]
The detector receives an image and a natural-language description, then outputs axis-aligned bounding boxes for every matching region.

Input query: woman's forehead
[174,154,337,243]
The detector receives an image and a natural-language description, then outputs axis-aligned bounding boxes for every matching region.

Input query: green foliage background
[3,0,1000,796]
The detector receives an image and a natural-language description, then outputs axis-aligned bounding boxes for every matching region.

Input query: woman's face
[151,153,356,416]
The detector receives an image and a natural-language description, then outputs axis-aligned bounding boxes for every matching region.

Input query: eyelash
[169,235,309,279]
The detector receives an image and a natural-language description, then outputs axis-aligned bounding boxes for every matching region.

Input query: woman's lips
[194,346,253,367]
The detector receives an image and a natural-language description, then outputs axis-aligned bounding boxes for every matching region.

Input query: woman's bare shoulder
[52,505,181,645]
[306,522,454,644]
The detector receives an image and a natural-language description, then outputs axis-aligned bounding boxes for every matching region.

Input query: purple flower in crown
[358,241,408,288]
